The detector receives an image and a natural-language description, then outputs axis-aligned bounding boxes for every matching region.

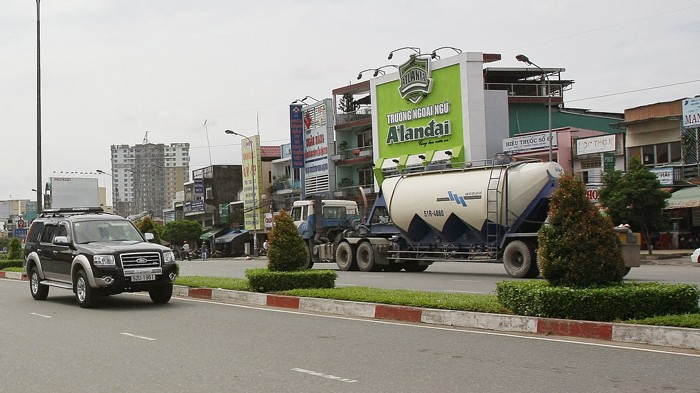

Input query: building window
[642,145,655,165]
[357,129,372,148]
[657,143,669,164]
[670,141,681,162]
[629,142,682,167]
[358,167,374,188]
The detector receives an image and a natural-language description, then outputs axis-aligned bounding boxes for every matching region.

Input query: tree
[338,93,359,114]
[266,209,308,271]
[160,220,203,246]
[599,156,671,255]
[538,172,626,287]
[136,216,162,243]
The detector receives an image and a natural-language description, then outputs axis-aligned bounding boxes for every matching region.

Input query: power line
[567,79,700,103]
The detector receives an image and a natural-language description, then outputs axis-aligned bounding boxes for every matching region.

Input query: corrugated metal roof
[666,187,700,209]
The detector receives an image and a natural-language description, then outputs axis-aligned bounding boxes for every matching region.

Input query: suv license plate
[131,274,156,282]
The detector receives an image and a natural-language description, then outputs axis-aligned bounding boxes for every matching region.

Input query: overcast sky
[2,0,699,204]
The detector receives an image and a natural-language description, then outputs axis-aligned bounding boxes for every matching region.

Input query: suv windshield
[73,220,145,244]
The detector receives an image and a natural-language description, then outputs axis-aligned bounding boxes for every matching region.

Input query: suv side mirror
[144,232,155,242]
[53,236,71,246]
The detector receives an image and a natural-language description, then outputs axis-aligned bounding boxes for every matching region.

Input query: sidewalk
[1,271,698,352]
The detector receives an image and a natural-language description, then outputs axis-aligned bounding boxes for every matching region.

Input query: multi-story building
[110,142,190,218]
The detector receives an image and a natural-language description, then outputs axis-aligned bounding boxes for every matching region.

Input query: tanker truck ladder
[485,156,508,255]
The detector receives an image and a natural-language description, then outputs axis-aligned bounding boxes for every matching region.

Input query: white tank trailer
[298,159,564,278]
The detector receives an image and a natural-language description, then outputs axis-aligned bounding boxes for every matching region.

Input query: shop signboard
[577,134,616,155]
[289,104,304,168]
[603,152,615,172]
[503,132,559,153]
[373,61,464,160]
[683,97,700,128]
[241,135,263,231]
[651,167,674,186]
[303,100,331,194]
[586,184,601,203]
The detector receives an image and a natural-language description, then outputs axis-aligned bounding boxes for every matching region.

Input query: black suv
[24,207,177,308]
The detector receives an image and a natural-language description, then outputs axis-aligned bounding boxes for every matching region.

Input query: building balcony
[272,179,302,195]
[331,146,373,165]
[335,107,372,130]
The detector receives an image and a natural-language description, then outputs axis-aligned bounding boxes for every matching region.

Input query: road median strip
[169,284,700,351]
[4,273,698,351]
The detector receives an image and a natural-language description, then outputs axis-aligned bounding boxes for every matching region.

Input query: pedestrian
[182,240,191,261]
[261,239,269,256]
[201,241,209,261]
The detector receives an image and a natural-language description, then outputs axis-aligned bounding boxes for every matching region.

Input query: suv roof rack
[39,207,105,218]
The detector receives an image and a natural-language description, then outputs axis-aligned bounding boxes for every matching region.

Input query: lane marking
[172,296,700,358]
[30,312,52,318]
[291,368,357,383]
[121,332,156,341]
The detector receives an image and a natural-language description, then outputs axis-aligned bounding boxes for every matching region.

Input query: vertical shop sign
[290,104,304,168]
[603,152,615,172]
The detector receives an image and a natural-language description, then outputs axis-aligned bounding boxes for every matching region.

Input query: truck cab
[291,199,360,240]
[291,199,360,268]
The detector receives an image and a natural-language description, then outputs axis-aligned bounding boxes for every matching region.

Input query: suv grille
[120,252,161,269]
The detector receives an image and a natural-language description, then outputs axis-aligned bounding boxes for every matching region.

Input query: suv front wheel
[74,270,97,308]
[29,266,49,300]
[149,284,173,304]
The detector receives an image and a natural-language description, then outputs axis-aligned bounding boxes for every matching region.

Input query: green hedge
[245,268,337,293]
[496,281,700,322]
[0,259,23,270]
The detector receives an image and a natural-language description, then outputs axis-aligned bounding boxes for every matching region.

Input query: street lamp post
[36,0,42,212]
[225,130,258,257]
[516,54,553,162]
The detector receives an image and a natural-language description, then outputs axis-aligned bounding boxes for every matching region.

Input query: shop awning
[665,187,700,209]
[215,229,249,244]
[200,227,228,240]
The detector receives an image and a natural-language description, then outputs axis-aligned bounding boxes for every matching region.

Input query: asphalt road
[2,278,699,393]
[178,257,700,294]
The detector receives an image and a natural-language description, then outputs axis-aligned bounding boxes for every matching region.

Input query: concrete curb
[3,273,697,351]
[172,285,700,351]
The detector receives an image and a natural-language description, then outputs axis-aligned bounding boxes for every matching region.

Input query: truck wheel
[356,242,379,272]
[503,240,535,278]
[335,242,357,271]
[149,284,173,304]
[29,266,49,300]
[622,267,632,277]
[74,270,97,308]
[301,242,314,270]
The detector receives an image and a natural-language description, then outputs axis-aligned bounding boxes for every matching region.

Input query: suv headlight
[163,251,175,263]
[93,255,116,266]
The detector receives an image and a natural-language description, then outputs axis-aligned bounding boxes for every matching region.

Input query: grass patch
[282,286,509,314]
[175,276,249,291]
[624,313,700,329]
[1,267,24,273]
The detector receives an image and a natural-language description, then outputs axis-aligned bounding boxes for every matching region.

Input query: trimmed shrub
[496,280,700,322]
[267,209,308,271]
[538,172,626,287]
[7,238,23,260]
[245,268,337,293]
[0,259,24,270]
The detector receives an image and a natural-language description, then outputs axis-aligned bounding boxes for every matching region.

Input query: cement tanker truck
[294,158,565,277]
